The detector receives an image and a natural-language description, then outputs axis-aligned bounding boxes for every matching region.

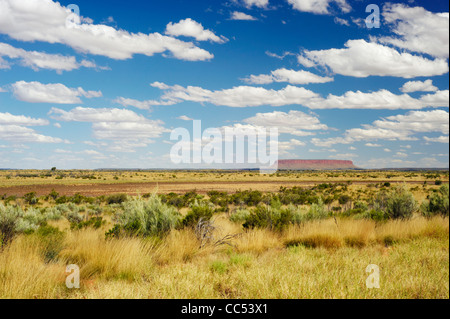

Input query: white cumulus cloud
[242,68,333,85]
[242,0,269,9]
[151,82,321,107]
[377,4,449,59]
[0,112,65,144]
[148,81,448,110]
[300,39,448,78]
[49,107,169,144]
[0,0,213,61]
[230,11,257,21]
[304,89,449,110]
[287,0,351,15]
[400,80,438,93]
[311,110,449,147]
[0,112,49,126]
[243,110,328,136]
[165,18,228,44]
[11,81,102,104]
[0,42,101,73]
[424,136,449,144]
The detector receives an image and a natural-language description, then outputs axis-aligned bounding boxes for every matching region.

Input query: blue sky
[0,0,448,169]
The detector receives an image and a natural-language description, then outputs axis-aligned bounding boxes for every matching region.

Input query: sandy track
[0,180,437,197]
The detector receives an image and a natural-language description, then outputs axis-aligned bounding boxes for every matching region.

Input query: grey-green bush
[421,184,449,217]
[305,198,328,221]
[229,209,251,223]
[0,204,47,247]
[117,194,181,238]
[375,185,417,219]
[0,204,21,247]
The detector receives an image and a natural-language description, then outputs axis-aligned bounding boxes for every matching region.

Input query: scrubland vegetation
[0,171,448,299]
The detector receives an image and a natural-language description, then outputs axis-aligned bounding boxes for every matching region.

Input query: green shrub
[66,210,84,224]
[0,204,21,247]
[55,195,69,204]
[183,190,203,206]
[242,204,294,232]
[3,195,17,205]
[161,193,186,208]
[373,185,417,220]
[210,260,228,274]
[48,189,59,200]
[231,190,263,206]
[70,216,104,230]
[70,193,92,205]
[229,209,251,223]
[385,185,417,219]
[106,194,128,205]
[18,207,47,232]
[305,198,328,221]
[105,224,122,239]
[23,192,39,205]
[108,194,181,238]
[51,203,76,217]
[332,206,342,213]
[382,235,397,247]
[35,225,65,263]
[342,201,368,217]
[181,201,215,228]
[421,184,449,217]
[207,191,229,205]
[277,204,309,225]
[354,201,368,211]
[338,195,352,210]
[0,205,49,247]
[361,209,388,222]
[278,186,314,205]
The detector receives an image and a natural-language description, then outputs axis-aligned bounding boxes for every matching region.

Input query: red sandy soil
[0,180,434,197]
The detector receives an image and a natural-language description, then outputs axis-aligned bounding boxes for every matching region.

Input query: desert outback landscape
[0,167,448,298]
[0,0,449,303]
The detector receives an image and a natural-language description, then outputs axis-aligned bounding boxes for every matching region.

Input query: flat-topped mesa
[276,159,358,170]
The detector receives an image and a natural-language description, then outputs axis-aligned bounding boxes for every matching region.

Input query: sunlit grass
[0,215,448,299]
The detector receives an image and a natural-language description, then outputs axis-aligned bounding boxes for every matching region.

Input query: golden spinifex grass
[0,216,448,299]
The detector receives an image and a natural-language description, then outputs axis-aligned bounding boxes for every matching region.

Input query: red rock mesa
[277,159,358,170]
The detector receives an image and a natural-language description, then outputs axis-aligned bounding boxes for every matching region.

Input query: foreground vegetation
[0,176,448,299]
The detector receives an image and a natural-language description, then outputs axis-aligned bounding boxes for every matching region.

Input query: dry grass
[375,216,449,244]
[0,215,448,299]
[0,236,65,298]
[235,228,282,254]
[59,229,153,281]
[153,229,202,265]
[284,216,448,249]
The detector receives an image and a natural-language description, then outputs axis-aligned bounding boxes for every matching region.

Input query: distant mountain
[276,159,359,170]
